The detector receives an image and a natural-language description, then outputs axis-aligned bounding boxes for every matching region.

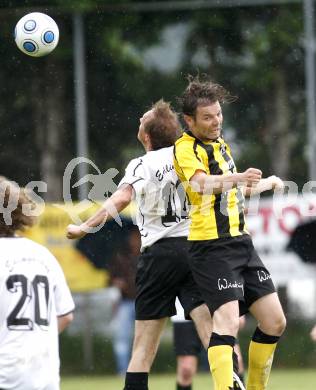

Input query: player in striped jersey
[0,177,74,390]
[174,77,286,390]
[67,100,213,390]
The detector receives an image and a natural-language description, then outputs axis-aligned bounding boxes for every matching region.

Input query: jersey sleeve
[174,142,207,182]
[50,254,75,316]
[118,158,146,196]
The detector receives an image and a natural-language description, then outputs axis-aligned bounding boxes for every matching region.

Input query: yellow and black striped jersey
[173,131,248,240]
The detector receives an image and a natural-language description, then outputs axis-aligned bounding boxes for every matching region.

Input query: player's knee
[213,303,240,336]
[130,344,156,370]
[273,314,286,335]
[179,362,195,382]
[263,313,286,336]
[222,316,239,336]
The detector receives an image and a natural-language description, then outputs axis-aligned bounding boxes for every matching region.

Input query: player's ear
[183,114,194,129]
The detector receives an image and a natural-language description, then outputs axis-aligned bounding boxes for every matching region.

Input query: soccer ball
[14,12,59,57]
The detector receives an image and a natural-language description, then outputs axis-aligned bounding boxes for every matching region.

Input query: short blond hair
[144,99,181,150]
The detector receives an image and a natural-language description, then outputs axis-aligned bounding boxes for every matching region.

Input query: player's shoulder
[124,155,146,174]
[175,131,195,148]
[146,146,174,160]
[19,237,56,260]
[126,154,145,168]
[218,136,227,144]
[174,132,196,156]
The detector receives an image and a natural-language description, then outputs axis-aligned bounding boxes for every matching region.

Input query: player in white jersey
[119,145,189,251]
[0,176,74,390]
[67,100,213,390]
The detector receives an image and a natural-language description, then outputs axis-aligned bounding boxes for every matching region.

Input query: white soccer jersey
[119,146,190,251]
[0,237,75,390]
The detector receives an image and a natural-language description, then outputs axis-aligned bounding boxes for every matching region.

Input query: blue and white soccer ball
[14,12,59,57]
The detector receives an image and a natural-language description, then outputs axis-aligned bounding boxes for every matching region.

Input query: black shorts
[173,321,202,356]
[135,237,204,320]
[189,234,276,315]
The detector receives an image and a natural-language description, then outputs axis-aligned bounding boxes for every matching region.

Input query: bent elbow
[118,185,133,206]
[67,312,74,324]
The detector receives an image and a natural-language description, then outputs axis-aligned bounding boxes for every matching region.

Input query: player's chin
[208,130,220,140]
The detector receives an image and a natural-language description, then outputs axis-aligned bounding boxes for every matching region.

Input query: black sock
[124,372,148,390]
[209,332,236,348]
[252,327,280,344]
[177,384,192,390]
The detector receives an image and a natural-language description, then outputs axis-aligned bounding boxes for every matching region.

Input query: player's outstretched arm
[243,175,284,197]
[58,312,74,333]
[190,168,262,195]
[66,184,133,239]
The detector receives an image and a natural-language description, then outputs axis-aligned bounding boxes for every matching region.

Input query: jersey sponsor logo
[219,143,235,172]
[220,143,227,155]
[257,270,271,283]
[228,159,235,171]
[217,278,244,291]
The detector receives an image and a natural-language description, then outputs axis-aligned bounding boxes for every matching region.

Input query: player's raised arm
[66,183,133,239]
[190,168,262,195]
[243,175,284,197]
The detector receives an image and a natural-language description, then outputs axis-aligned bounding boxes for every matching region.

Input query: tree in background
[0,1,308,201]
[178,4,305,181]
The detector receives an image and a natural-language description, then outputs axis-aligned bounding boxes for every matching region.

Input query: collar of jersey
[184,130,223,145]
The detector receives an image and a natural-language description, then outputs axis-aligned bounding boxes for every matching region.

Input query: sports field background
[61,370,316,390]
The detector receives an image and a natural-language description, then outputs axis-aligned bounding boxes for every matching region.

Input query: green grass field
[61,369,316,390]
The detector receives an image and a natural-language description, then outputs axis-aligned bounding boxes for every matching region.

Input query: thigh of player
[188,238,246,315]
[243,242,276,310]
[135,237,199,320]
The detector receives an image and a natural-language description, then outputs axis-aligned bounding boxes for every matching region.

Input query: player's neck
[189,129,219,143]
[144,142,153,152]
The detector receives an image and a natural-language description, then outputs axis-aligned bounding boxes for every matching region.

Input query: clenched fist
[240,168,262,186]
[269,175,285,191]
[66,224,86,240]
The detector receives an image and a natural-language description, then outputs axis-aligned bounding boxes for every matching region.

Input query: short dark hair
[178,75,236,117]
[144,99,181,150]
[0,177,36,237]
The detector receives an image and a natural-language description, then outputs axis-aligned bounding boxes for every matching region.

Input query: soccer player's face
[190,101,223,141]
[138,109,154,148]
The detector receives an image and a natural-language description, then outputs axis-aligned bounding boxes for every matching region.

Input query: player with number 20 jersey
[0,177,74,390]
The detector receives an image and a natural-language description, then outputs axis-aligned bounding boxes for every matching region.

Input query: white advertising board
[246,194,316,285]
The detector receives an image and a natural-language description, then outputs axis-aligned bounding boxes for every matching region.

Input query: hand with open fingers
[66,224,86,240]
